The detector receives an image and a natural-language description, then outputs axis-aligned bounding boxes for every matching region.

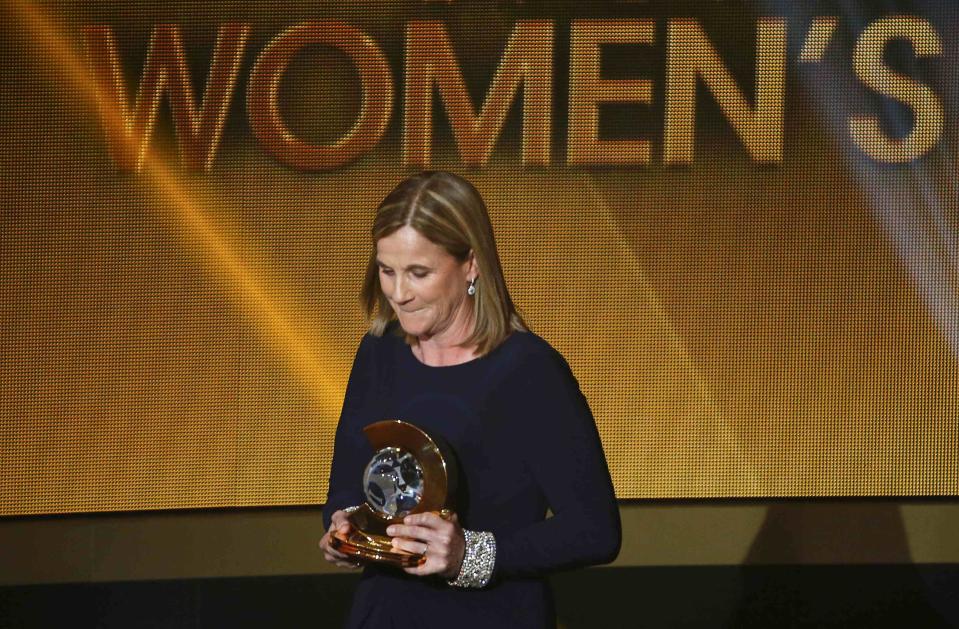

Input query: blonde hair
[361,171,526,355]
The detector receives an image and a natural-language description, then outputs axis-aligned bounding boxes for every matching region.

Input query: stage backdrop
[1,0,957,516]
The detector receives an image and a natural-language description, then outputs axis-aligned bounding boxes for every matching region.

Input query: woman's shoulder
[495,329,572,373]
[491,331,585,410]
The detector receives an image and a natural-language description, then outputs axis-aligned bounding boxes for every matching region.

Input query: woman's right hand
[320,509,363,570]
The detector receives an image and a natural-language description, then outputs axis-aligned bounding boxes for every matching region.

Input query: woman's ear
[466,250,478,280]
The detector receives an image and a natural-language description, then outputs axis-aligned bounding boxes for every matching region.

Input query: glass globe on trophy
[329,420,456,567]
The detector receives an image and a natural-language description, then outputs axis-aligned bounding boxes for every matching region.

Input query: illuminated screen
[1,0,957,516]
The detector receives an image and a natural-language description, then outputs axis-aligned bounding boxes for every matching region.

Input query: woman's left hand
[387,512,465,579]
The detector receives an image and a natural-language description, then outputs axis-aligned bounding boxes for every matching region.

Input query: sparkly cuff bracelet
[448,530,496,589]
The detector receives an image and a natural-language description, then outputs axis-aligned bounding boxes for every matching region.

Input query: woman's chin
[395,317,425,338]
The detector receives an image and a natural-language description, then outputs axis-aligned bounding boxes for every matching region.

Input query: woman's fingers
[330,510,353,533]
[405,511,450,527]
[319,532,347,558]
[386,512,454,543]
[386,524,449,545]
[390,535,429,555]
[320,509,362,569]
[327,509,354,549]
[388,511,466,578]
[320,533,363,568]
[319,531,346,559]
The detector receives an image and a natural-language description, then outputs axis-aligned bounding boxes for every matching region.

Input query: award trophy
[329,420,455,567]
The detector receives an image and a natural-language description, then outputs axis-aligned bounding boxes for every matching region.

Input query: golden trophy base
[330,530,425,568]
[329,504,426,568]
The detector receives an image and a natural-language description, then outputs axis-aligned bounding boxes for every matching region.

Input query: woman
[320,171,620,628]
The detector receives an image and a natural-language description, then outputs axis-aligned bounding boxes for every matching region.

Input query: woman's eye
[411,271,429,279]
[380,268,394,276]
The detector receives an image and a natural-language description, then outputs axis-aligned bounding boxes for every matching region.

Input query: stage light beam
[11,0,346,417]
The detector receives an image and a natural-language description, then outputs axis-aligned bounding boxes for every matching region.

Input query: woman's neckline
[407,343,483,369]
[400,330,519,370]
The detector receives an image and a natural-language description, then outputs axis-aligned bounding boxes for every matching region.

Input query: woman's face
[376,225,475,342]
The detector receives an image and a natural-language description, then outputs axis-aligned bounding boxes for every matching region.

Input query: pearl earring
[467,278,477,296]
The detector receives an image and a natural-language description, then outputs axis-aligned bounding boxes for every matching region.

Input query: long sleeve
[492,347,621,577]
[324,330,613,627]
[322,335,376,531]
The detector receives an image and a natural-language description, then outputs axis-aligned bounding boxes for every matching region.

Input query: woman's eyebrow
[375,259,431,271]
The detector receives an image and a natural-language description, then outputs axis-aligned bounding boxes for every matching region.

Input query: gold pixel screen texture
[1,1,957,516]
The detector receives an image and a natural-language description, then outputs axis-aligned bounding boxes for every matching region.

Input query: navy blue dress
[323,326,621,628]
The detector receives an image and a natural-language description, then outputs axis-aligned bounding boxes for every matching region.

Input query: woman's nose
[392,275,412,303]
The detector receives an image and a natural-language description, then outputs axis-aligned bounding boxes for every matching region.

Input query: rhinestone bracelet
[447,530,496,589]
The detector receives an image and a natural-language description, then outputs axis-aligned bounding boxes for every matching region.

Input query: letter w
[82,24,249,172]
